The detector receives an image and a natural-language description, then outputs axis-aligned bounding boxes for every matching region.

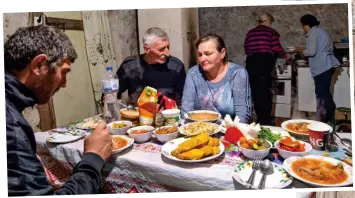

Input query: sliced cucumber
[257,139,265,145]
[252,143,260,150]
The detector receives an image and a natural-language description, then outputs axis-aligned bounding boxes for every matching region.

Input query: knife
[343,148,352,157]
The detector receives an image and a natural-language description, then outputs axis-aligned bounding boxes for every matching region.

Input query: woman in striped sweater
[243,13,291,125]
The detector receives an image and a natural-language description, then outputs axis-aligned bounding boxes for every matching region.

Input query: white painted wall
[43,11,97,126]
[181,8,200,69]
[138,8,183,61]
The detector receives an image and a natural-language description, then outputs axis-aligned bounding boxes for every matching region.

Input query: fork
[245,158,261,188]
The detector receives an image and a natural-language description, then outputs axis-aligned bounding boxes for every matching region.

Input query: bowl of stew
[127,125,155,143]
[154,125,179,143]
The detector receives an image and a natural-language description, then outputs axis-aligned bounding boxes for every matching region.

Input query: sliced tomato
[280,145,294,151]
[281,136,293,144]
[298,143,305,152]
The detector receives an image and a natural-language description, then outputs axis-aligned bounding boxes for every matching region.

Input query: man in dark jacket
[5,25,113,196]
[116,27,186,106]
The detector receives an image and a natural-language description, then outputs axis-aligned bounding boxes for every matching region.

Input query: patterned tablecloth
[35,124,352,193]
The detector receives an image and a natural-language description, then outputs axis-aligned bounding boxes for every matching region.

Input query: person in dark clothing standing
[299,14,340,123]
[5,25,113,196]
[244,13,291,125]
[116,27,186,106]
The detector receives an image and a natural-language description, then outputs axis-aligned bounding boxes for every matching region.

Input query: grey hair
[4,25,77,72]
[257,13,275,24]
[142,27,169,46]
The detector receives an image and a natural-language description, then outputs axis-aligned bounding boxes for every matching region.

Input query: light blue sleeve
[231,68,252,123]
[181,70,197,113]
[304,30,318,57]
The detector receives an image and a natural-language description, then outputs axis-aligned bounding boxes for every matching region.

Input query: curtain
[82,10,117,113]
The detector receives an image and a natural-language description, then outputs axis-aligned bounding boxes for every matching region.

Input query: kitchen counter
[297,66,351,112]
[297,63,349,68]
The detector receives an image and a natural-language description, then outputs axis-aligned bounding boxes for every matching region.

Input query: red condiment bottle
[224,126,245,146]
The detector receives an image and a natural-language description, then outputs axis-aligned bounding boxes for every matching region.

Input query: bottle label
[102,79,119,91]
[163,115,180,126]
[112,79,118,91]
[139,115,154,126]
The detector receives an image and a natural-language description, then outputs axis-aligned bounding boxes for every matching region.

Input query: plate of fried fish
[161,132,225,162]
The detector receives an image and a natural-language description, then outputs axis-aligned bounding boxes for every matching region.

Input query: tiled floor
[268,76,316,127]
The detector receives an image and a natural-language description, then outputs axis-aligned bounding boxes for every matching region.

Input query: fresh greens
[257,127,282,144]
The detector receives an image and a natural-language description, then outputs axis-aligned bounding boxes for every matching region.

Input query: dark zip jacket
[6,72,105,196]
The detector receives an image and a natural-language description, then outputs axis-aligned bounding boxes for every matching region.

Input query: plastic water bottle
[102,66,120,123]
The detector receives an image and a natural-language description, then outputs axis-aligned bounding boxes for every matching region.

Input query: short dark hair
[195,33,228,62]
[4,25,77,72]
[300,14,320,28]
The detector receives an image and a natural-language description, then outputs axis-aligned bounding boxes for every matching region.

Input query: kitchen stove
[272,58,292,118]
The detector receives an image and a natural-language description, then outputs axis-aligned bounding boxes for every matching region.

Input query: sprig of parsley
[257,127,282,144]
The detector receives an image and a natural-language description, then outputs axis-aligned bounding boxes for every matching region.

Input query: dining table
[35,116,353,193]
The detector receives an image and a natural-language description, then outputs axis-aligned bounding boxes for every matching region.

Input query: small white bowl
[154,126,179,143]
[238,140,272,160]
[107,121,132,135]
[274,139,312,159]
[127,125,154,143]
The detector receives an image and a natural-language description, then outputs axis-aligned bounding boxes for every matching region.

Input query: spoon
[332,132,352,149]
[127,104,136,111]
[117,101,136,111]
[257,160,274,189]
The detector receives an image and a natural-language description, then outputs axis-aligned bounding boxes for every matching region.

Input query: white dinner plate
[184,110,221,122]
[179,122,221,136]
[47,129,86,143]
[233,161,293,189]
[161,136,225,163]
[283,155,353,187]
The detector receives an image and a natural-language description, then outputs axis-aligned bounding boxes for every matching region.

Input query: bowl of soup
[127,125,155,143]
[185,110,221,122]
[111,135,134,154]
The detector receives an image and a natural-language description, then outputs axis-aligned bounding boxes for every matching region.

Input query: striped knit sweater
[244,25,286,58]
